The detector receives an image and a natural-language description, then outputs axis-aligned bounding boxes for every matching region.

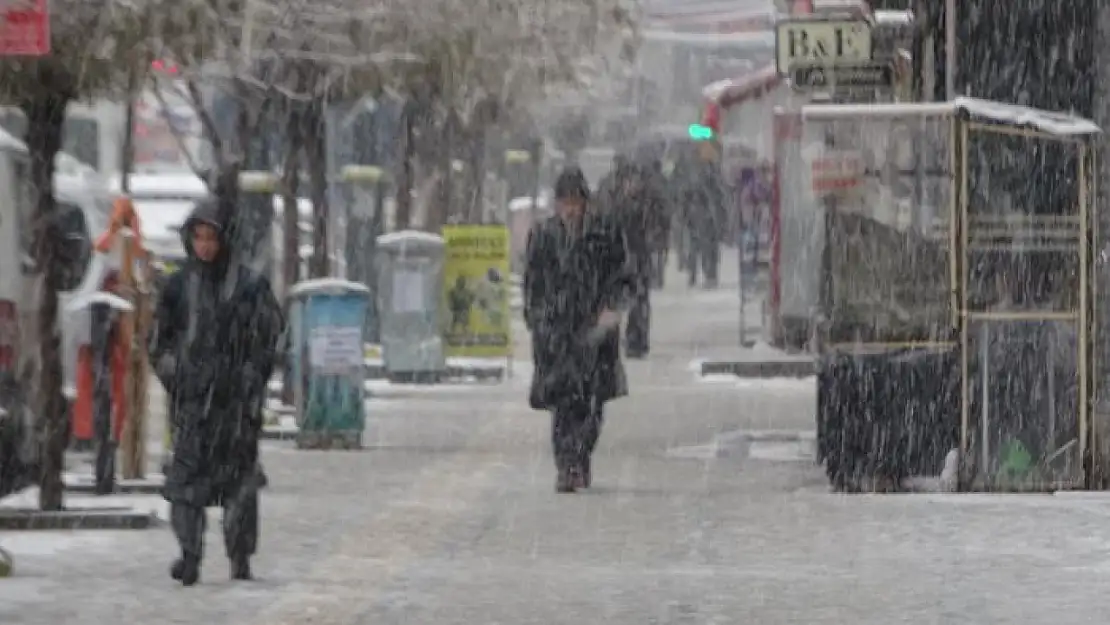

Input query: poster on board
[441,225,511,358]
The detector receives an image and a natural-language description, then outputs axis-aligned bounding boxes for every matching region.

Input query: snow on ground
[698,373,738,383]
[695,373,815,392]
[667,428,816,461]
[1,487,170,521]
[0,532,124,558]
[364,378,506,394]
[734,376,815,391]
[362,356,521,371]
[62,472,165,488]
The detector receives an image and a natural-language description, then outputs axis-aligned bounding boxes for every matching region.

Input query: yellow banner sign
[441,225,511,358]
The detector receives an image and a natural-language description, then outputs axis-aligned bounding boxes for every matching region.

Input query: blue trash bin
[288,279,371,450]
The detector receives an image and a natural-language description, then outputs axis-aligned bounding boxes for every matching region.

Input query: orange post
[92,198,151,479]
[72,345,95,443]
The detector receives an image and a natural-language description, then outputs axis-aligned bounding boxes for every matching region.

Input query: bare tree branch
[185,78,225,166]
[148,79,212,186]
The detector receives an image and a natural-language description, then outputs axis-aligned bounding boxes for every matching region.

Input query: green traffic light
[688,124,714,141]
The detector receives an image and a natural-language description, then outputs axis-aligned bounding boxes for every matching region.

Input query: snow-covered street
[4,250,1110,624]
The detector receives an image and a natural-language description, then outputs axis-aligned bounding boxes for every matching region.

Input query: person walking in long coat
[645,159,672,289]
[599,161,657,358]
[524,167,631,493]
[149,198,283,586]
[676,146,726,288]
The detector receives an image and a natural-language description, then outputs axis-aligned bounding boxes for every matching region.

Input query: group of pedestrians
[139,149,727,584]
[673,143,728,289]
[594,156,670,358]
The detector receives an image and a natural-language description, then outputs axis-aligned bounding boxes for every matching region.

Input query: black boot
[230,554,253,580]
[170,554,200,586]
[574,458,592,490]
[555,467,577,493]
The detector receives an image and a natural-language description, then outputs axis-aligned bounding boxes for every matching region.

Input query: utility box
[375,231,446,382]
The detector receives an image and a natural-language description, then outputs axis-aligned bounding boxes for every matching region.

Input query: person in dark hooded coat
[524,167,631,493]
[149,197,283,586]
[597,160,657,358]
[644,159,672,289]
[675,145,726,288]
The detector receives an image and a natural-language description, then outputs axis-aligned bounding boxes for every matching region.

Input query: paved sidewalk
[6,254,1110,624]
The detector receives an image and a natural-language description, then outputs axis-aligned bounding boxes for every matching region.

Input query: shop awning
[702,64,782,109]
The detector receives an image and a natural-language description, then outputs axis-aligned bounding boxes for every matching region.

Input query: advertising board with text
[442,225,511,358]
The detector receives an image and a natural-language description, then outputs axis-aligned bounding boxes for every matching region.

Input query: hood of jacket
[179,197,230,279]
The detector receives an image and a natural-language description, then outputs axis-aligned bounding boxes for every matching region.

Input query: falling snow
[3,1,1110,624]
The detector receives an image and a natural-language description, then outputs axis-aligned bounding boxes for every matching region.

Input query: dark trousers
[675,226,688,271]
[687,236,720,285]
[170,482,259,562]
[626,276,651,356]
[649,248,667,289]
[551,395,604,472]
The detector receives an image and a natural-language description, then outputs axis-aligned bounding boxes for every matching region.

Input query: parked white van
[0,128,115,409]
[108,169,315,294]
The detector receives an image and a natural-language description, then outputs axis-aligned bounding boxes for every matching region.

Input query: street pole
[90,302,115,494]
[945,0,956,100]
[241,0,255,61]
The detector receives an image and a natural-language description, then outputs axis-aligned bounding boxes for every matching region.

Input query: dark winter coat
[150,200,283,507]
[598,164,657,276]
[675,160,727,245]
[644,167,671,252]
[523,212,631,410]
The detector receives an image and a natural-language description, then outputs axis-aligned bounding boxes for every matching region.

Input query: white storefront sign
[775,19,873,73]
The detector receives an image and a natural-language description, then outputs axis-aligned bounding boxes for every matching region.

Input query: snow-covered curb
[1,487,170,522]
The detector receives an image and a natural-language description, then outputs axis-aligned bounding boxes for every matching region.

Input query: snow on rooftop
[641,29,774,47]
[509,196,549,212]
[873,9,913,25]
[134,198,194,232]
[115,172,210,198]
[289,278,370,297]
[703,64,780,105]
[802,97,1100,136]
[64,291,134,313]
[273,195,314,219]
[377,230,445,247]
[0,126,101,176]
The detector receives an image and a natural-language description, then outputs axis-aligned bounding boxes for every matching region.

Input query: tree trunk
[304,102,329,278]
[281,110,303,297]
[395,101,415,230]
[465,125,487,224]
[427,115,454,232]
[23,90,73,512]
[279,108,302,407]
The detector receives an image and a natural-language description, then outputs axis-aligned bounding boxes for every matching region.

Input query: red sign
[773,112,803,141]
[701,102,720,133]
[0,0,50,57]
[810,151,864,195]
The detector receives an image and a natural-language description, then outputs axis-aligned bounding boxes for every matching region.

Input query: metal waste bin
[288,279,370,450]
[375,231,446,382]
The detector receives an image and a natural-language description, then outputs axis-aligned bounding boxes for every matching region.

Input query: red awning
[702,64,781,109]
